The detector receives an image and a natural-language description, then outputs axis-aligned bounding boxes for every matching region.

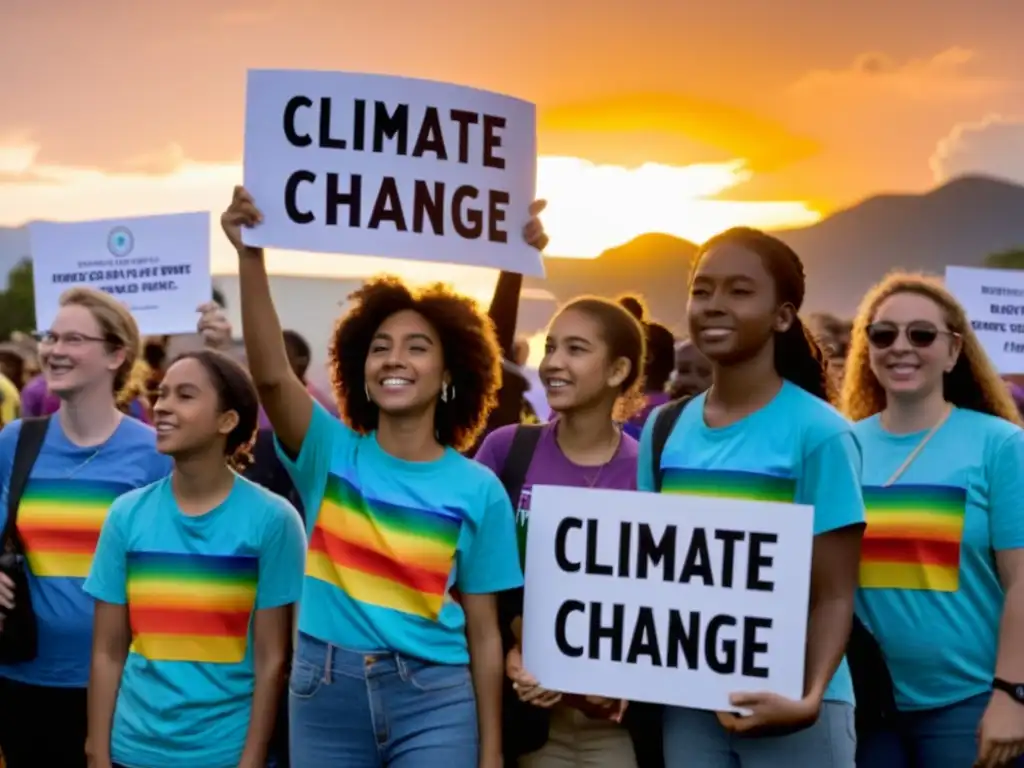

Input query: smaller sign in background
[945,265,1024,374]
[29,212,212,336]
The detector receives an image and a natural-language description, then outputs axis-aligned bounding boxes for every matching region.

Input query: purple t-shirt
[474,421,639,567]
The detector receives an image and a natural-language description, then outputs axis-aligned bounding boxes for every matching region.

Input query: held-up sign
[945,265,1024,374]
[242,70,541,276]
[29,212,212,336]
[521,486,813,712]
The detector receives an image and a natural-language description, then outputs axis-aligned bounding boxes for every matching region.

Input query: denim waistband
[294,631,455,681]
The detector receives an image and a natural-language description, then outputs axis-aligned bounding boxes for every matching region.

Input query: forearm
[803,594,854,702]
[238,654,288,768]
[468,625,505,761]
[994,579,1024,681]
[86,653,127,763]
[236,249,292,390]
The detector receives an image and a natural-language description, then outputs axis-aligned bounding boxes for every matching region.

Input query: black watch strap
[993,677,1024,704]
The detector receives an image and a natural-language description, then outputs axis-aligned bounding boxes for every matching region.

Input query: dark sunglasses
[865,321,958,350]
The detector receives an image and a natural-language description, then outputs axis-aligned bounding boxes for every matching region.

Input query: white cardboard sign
[521,485,814,712]
[242,69,541,276]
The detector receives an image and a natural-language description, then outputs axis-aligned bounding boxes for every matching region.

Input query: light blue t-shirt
[638,380,865,705]
[854,407,1024,711]
[84,474,306,768]
[276,401,524,664]
[0,416,171,687]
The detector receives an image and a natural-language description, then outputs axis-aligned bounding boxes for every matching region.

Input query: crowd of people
[0,184,1021,768]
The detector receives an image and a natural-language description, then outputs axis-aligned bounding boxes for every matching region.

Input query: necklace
[580,429,622,488]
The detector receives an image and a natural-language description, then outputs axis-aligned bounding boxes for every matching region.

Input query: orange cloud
[931,114,1024,184]
[790,47,1010,101]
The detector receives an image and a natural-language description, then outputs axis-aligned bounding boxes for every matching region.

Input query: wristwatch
[993,677,1024,704]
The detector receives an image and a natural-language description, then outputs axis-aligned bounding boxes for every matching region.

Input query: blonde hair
[58,287,142,401]
[840,272,1022,425]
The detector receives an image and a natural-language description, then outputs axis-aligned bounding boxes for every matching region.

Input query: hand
[0,571,15,614]
[522,199,549,252]
[716,692,820,736]
[221,185,263,253]
[506,645,561,708]
[975,690,1024,767]
[196,301,233,349]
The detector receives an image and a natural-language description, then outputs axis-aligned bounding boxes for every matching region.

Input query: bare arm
[463,592,505,766]
[221,186,313,454]
[86,602,131,768]
[238,605,292,768]
[994,549,1024,683]
[804,524,864,702]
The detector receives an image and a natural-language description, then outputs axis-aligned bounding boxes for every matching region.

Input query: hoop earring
[365,383,371,402]
[440,383,456,403]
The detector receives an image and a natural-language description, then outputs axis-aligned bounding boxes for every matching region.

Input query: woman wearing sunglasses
[841,273,1024,768]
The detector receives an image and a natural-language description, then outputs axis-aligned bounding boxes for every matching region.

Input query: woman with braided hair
[638,227,864,767]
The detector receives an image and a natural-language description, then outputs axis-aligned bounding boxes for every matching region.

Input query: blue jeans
[857,693,1024,767]
[663,702,856,768]
[288,632,479,768]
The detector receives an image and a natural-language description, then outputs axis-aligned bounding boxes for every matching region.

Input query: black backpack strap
[498,424,543,506]
[2,417,51,555]
[650,396,693,492]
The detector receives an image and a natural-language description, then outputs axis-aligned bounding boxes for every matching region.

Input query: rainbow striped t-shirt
[84,474,306,768]
[0,416,171,688]
[854,408,1024,710]
[638,380,865,706]
[276,401,524,665]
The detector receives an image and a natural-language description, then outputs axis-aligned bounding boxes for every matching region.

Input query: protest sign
[945,265,1024,373]
[520,485,814,712]
[30,212,212,336]
[241,69,541,276]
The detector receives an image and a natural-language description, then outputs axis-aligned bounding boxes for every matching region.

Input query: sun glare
[0,145,821,275]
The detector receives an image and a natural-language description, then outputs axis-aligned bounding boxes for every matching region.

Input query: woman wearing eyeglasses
[841,273,1024,768]
[0,287,171,768]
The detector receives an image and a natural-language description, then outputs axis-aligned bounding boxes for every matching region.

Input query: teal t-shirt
[275,402,524,664]
[638,380,865,705]
[854,407,1024,711]
[84,474,307,768]
[0,416,171,688]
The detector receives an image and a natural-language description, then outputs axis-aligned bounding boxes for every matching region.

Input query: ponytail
[774,316,836,403]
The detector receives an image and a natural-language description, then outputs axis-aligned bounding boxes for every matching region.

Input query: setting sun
[0,142,821,276]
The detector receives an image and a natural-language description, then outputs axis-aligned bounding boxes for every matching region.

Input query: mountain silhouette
[526,175,1024,328]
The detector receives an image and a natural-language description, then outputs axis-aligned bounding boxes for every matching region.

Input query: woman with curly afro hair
[220,186,548,768]
[839,273,1024,768]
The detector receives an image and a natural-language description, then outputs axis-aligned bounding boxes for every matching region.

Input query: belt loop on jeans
[324,643,334,684]
[395,653,409,682]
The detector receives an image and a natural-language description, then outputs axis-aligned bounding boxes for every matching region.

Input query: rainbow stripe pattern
[306,472,462,621]
[17,478,127,578]
[859,484,966,592]
[127,552,259,664]
[661,468,796,503]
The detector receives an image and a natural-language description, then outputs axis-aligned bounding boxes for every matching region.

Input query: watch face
[1017,685,1024,701]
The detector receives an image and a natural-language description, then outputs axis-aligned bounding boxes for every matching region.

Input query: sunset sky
[3,0,1024,292]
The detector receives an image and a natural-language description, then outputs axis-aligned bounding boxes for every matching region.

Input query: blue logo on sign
[107,226,134,258]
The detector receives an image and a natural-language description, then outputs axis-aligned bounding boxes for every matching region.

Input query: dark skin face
[687,243,795,367]
[670,341,712,398]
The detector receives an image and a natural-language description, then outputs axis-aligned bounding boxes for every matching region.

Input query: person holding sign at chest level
[638,228,866,768]
[221,186,547,768]
[475,297,658,768]
[841,274,1024,768]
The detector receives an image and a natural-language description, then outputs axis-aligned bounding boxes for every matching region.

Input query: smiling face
[364,309,447,416]
[153,357,239,458]
[867,291,961,401]
[39,304,125,399]
[540,307,629,414]
[687,242,794,365]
